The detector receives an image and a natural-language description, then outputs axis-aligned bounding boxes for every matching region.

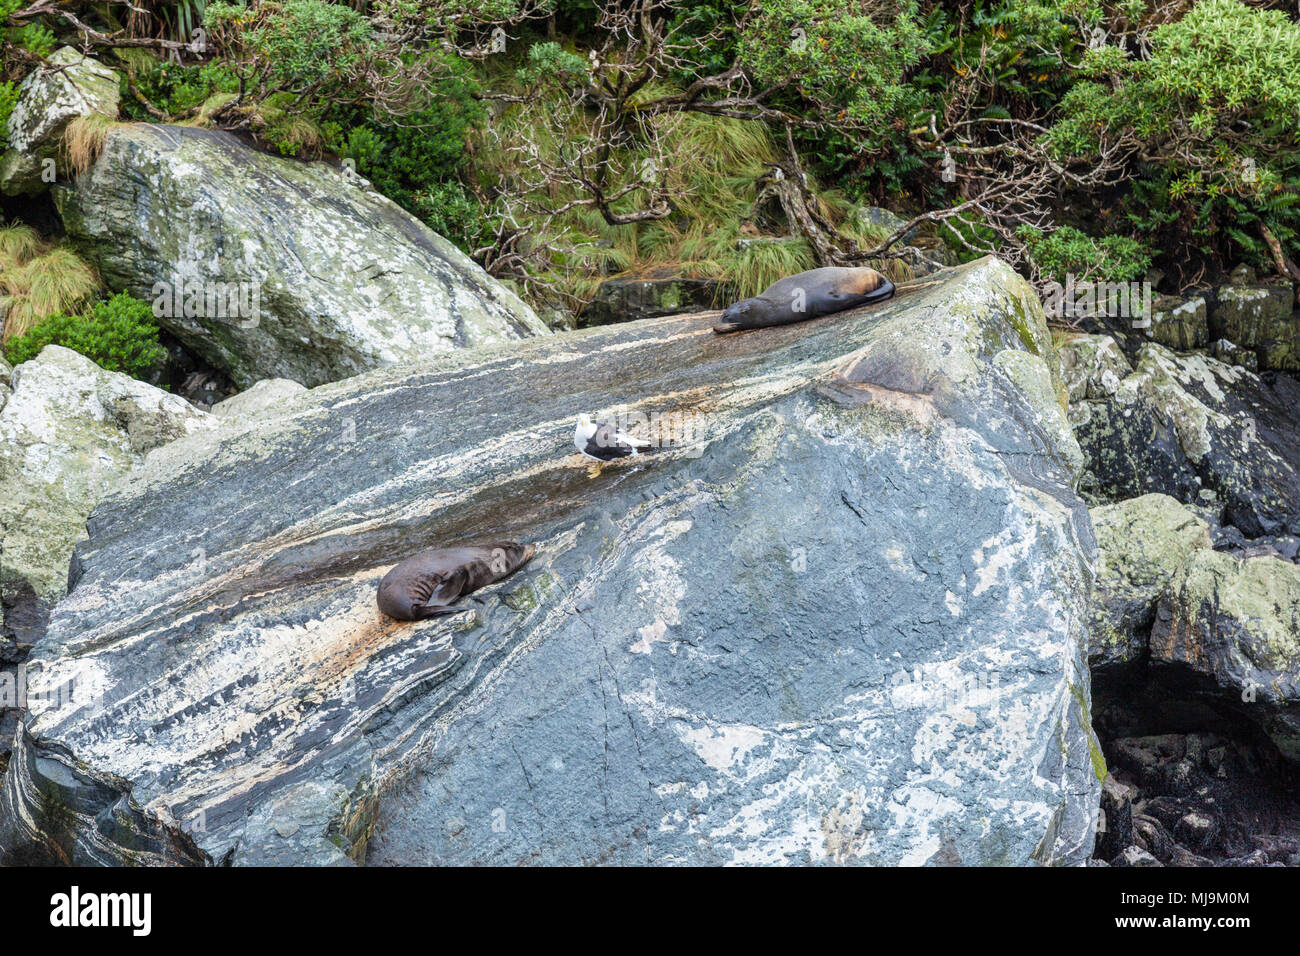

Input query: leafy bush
[120,58,240,121]
[1019,226,1152,284]
[738,0,927,130]
[5,293,167,378]
[17,22,56,57]
[325,54,485,246]
[0,80,18,151]
[1043,0,1300,275]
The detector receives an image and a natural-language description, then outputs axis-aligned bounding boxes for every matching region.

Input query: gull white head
[574,414,598,450]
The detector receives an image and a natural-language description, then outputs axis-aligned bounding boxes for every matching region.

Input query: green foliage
[324,54,485,247]
[211,0,376,90]
[120,59,240,120]
[739,0,926,129]
[5,293,166,378]
[1019,225,1152,283]
[1043,0,1300,274]
[0,80,18,151]
[17,22,56,57]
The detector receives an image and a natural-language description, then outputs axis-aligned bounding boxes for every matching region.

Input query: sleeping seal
[377,542,536,620]
[713,266,894,333]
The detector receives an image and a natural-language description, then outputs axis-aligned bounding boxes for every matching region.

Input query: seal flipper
[711,322,744,334]
[861,276,895,304]
[409,602,469,619]
[410,566,471,618]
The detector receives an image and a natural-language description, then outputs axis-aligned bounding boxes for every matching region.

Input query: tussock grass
[0,227,100,342]
[472,76,918,308]
[63,113,119,177]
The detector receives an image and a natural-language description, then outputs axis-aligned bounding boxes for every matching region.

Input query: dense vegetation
[4,292,166,376]
[1,0,1298,343]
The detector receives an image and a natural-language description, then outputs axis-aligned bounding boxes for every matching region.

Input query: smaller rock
[1109,735,1187,791]
[1151,549,1300,759]
[581,275,730,326]
[0,345,212,654]
[1210,337,1260,372]
[213,378,307,420]
[1146,294,1208,350]
[1058,333,1131,403]
[1175,811,1218,851]
[1113,845,1162,867]
[1229,264,1256,286]
[1088,494,1211,669]
[1133,813,1179,862]
[0,47,119,196]
[854,205,915,241]
[1095,775,1134,862]
[1210,284,1297,371]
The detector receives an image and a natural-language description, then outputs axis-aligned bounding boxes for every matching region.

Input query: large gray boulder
[0,47,119,195]
[54,125,547,388]
[0,258,1102,866]
[0,346,212,664]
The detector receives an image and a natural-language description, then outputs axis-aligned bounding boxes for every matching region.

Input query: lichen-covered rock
[1063,336,1300,537]
[1210,337,1260,372]
[0,258,1102,867]
[1058,333,1131,403]
[1088,494,1211,670]
[581,275,729,326]
[212,378,306,420]
[0,47,119,196]
[1145,294,1208,351]
[1151,550,1300,760]
[0,346,212,662]
[54,125,547,388]
[1209,284,1298,371]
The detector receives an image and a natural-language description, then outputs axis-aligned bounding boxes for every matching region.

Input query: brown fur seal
[713,266,894,333]
[377,542,536,620]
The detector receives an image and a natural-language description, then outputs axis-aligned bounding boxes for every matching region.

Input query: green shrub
[5,293,167,378]
[18,22,56,58]
[120,59,240,120]
[0,81,18,151]
[1019,225,1152,284]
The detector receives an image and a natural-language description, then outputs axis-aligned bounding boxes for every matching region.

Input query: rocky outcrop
[1151,550,1300,760]
[1145,294,1208,351]
[54,125,548,389]
[0,346,212,664]
[212,378,307,420]
[1210,282,1298,371]
[0,257,1102,866]
[0,47,120,196]
[1088,494,1211,671]
[1062,335,1300,538]
[581,275,729,326]
[1095,731,1300,866]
